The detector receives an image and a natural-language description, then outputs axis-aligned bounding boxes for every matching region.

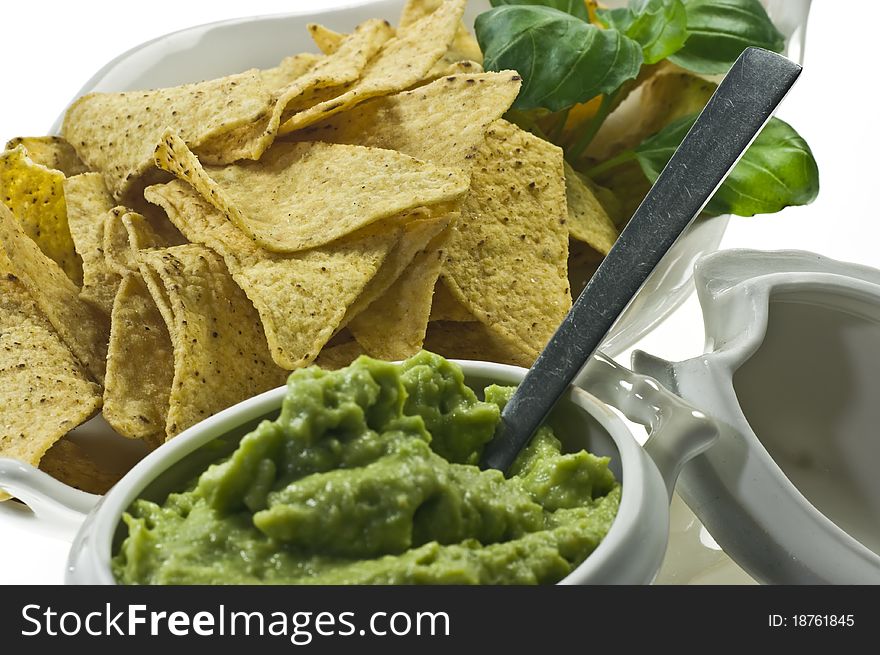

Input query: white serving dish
[0,357,718,585]
[634,249,880,583]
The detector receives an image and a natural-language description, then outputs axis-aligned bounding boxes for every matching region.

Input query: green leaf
[489,0,589,22]
[475,6,643,112]
[669,0,785,74]
[598,0,689,65]
[633,114,819,216]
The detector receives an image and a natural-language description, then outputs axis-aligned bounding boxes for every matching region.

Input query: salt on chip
[136,245,288,437]
[0,204,108,383]
[308,23,346,55]
[424,321,534,368]
[0,272,101,500]
[154,132,466,252]
[39,439,124,495]
[5,136,89,177]
[278,0,465,135]
[341,214,450,327]
[564,161,618,255]
[349,225,451,360]
[145,180,403,370]
[63,173,119,314]
[441,120,571,359]
[0,145,82,284]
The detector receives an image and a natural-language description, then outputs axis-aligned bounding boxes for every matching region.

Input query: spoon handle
[482,47,802,472]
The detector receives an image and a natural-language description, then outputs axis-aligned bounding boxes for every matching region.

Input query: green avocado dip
[112,352,620,584]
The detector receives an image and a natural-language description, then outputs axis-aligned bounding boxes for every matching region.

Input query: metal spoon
[481,47,803,472]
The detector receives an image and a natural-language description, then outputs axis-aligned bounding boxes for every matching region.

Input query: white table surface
[0,0,875,584]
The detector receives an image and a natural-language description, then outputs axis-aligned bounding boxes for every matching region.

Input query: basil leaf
[598,0,689,65]
[634,114,819,216]
[476,6,643,112]
[669,0,785,74]
[489,0,589,22]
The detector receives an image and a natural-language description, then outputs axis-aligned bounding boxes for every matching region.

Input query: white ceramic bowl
[0,358,717,585]
[634,249,880,583]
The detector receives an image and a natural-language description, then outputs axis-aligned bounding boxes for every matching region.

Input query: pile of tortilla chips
[0,0,619,496]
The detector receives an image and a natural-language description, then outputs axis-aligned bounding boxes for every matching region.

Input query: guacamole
[112,352,620,584]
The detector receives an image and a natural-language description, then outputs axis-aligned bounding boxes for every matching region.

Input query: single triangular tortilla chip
[38,438,124,495]
[0,204,109,383]
[278,0,465,135]
[136,245,288,437]
[342,214,450,328]
[429,278,476,322]
[0,272,102,499]
[104,273,173,444]
[295,71,522,168]
[441,121,571,358]
[63,173,119,314]
[145,180,403,369]
[0,145,82,283]
[423,321,534,368]
[564,161,618,255]
[5,136,89,177]
[308,23,346,55]
[155,133,466,252]
[349,225,451,360]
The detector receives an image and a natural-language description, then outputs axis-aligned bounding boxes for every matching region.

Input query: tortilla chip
[62,69,277,200]
[441,121,570,359]
[144,180,402,370]
[399,0,484,65]
[314,338,366,370]
[38,438,123,495]
[564,162,618,255]
[293,71,521,343]
[429,278,475,322]
[0,204,108,383]
[417,59,483,85]
[103,273,172,443]
[0,273,102,489]
[196,19,394,166]
[155,133,465,252]
[295,71,521,168]
[258,52,323,94]
[349,225,451,360]
[278,0,465,135]
[136,245,287,437]
[0,145,82,284]
[341,214,450,327]
[423,321,534,368]
[63,173,119,313]
[308,23,346,55]
[5,136,89,177]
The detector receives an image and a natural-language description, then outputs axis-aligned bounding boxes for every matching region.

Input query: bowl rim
[70,358,660,585]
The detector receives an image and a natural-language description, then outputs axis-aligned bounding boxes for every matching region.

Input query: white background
[0,0,876,583]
